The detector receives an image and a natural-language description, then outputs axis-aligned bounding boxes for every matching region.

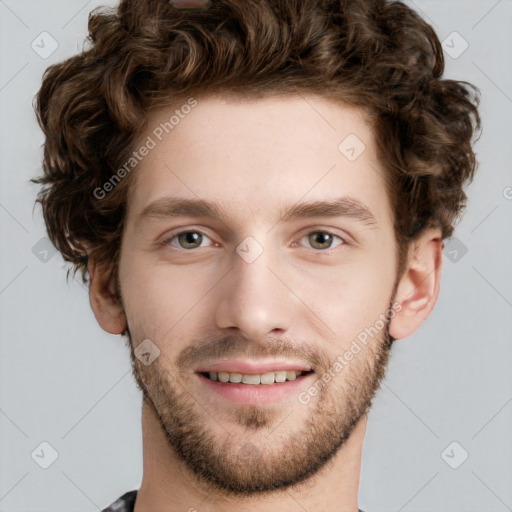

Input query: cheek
[310,249,396,344]
[120,258,216,335]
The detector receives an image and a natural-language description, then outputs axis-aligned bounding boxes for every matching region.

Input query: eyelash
[159,229,348,253]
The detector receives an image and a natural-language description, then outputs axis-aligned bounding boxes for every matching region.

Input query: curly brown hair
[32,0,481,290]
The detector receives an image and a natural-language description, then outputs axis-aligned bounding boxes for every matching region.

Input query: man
[32,0,480,510]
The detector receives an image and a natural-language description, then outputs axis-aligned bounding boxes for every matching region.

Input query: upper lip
[195,359,313,374]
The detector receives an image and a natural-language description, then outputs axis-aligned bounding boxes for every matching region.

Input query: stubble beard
[125,305,396,499]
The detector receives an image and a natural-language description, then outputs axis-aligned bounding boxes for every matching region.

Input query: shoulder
[101,490,138,512]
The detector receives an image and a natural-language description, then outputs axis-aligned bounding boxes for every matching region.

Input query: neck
[134,399,366,512]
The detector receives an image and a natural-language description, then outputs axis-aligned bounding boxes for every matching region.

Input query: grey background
[0,0,511,510]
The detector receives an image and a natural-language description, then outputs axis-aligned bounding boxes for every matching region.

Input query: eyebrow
[135,195,378,229]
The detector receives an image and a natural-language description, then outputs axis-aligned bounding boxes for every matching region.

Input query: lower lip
[196,372,316,405]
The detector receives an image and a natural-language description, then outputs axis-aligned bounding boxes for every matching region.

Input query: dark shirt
[102,490,137,511]
[101,490,366,511]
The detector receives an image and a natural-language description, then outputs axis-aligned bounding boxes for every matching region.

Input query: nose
[214,238,297,340]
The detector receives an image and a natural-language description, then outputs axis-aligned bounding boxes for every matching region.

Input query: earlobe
[88,259,127,335]
[389,227,443,340]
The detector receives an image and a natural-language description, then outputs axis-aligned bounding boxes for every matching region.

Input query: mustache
[176,333,329,372]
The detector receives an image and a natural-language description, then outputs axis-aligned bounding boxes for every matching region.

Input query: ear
[389,227,443,340]
[88,259,127,335]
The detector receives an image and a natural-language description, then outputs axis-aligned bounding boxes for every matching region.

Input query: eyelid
[158,227,215,248]
[159,225,353,251]
[295,226,353,246]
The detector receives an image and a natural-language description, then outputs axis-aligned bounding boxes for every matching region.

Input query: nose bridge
[214,232,295,337]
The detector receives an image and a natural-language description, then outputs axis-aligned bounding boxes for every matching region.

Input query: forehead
[125,93,391,228]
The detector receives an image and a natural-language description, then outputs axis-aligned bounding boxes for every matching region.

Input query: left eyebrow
[135,195,379,229]
[278,196,378,228]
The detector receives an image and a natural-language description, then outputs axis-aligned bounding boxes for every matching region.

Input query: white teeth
[274,371,287,382]
[204,370,305,384]
[228,372,242,383]
[242,374,260,385]
[260,372,275,385]
[218,372,230,383]
[285,371,297,381]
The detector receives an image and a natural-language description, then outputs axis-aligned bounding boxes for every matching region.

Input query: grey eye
[304,231,344,250]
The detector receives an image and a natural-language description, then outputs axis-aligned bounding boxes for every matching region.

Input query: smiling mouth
[198,369,314,385]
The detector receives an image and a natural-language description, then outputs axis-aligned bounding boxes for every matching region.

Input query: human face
[117,93,399,494]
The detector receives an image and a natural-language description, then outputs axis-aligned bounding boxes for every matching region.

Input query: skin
[88,93,443,512]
